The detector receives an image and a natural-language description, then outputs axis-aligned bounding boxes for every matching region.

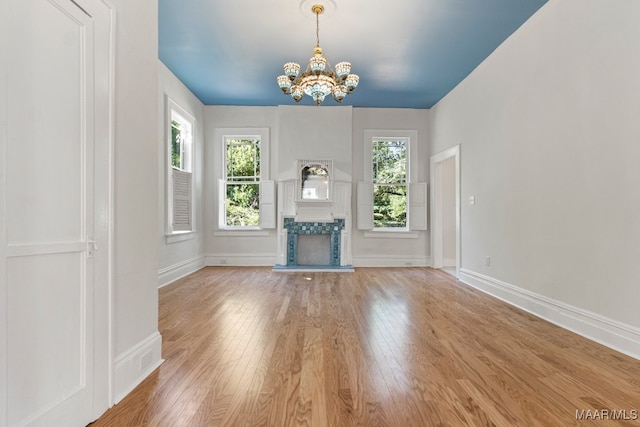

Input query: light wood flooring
[91,267,640,426]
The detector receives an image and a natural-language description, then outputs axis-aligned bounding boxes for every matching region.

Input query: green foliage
[374,184,407,228]
[171,120,182,169]
[373,140,407,228]
[373,140,406,184]
[227,140,260,179]
[225,139,260,226]
[226,184,259,226]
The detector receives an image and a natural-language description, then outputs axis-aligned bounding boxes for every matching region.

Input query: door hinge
[87,237,97,258]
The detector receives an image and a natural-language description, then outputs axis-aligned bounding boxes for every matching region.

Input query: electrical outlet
[485,256,491,267]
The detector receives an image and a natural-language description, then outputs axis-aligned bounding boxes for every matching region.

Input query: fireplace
[274,162,353,271]
[273,218,352,271]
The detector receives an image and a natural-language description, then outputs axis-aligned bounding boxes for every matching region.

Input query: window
[216,128,274,231]
[358,130,427,233]
[166,98,194,234]
[224,137,261,227]
[373,138,408,228]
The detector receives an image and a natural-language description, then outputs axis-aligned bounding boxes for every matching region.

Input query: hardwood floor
[92,267,640,426]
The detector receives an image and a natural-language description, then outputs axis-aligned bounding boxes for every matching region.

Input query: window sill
[166,231,196,244]
[214,229,271,237]
[363,230,419,239]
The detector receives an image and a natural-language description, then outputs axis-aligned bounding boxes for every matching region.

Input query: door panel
[7,253,85,422]
[5,0,102,425]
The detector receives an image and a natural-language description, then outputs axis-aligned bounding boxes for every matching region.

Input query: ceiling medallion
[276,2,359,105]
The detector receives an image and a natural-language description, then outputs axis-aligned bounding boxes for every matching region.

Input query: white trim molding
[158,255,205,288]
[363,231,419,239]
[459,269,640,361]
[430,145,461,277]
[113,331,163,404]
[353,254,430,267]
[205,253,277,266]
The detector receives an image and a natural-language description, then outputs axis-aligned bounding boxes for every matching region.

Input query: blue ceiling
[159,0,547,109]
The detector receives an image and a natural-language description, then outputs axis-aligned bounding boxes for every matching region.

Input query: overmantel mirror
[298,159,333,201]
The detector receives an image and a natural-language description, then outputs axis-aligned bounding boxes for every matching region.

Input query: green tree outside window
[225,138,260,226]
[373,140,407,228]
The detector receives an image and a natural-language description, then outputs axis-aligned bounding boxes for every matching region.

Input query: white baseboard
[205,253,277,266]
[113,331,164,404]
[158,255,205,288]
[459,268,640,361]
[353,255,430,267]
[443,257,456,267]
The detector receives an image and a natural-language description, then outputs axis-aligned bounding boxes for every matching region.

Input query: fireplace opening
[297,234,331,266]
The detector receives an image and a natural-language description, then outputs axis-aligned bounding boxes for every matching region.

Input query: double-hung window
[217,128,274,230]
[224,137,261,227]
[167,98,194,234]
[373,138,408,229]
[358,130,427,233]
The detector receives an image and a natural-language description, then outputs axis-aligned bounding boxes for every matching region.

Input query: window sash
[372,138,408,229]
[373,183,407,229]
[372,139,407,185]
[224,137,261,227]
[225,138,260,180]
[224,182,260,227]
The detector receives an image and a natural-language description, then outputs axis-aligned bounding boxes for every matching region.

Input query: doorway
[430,145,460,278]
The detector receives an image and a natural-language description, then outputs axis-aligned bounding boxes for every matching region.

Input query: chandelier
[277,4,359,105]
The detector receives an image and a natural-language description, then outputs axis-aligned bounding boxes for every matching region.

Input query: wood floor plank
[91,267,640,426]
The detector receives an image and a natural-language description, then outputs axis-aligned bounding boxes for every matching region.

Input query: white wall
[157,62,205,286]
[430,0,640,358]
[352,108,431,266]
[109,0,163,402]
[204,106,279,265]
[278,105,353,180]
[202,105,430,267]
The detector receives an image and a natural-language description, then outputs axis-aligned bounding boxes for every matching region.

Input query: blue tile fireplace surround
[281,218,346,268]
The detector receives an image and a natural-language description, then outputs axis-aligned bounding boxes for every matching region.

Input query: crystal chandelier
[277,4,359,105]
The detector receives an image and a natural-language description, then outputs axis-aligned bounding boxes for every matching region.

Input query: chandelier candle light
[277,4,359,105]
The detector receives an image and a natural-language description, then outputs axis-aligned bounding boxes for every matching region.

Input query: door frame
[91,0,115,417]
[430,145,461,277]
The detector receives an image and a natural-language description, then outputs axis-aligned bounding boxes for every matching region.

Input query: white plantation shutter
[260,180,276,229]
[409,182,428,231]
[172,168,192,231]
[357,181,374,230]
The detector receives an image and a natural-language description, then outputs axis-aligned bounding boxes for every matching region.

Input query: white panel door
[3,0,111,425]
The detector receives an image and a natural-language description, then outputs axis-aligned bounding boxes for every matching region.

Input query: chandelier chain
[316,10,320,48]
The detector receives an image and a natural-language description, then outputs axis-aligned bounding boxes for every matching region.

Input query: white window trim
[166,231,196,244]
[363,129,418,234]
[165,96,196,238]
[215,127,271,231]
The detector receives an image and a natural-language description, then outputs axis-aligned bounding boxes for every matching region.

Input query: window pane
[171,120,182,169]
[226,183,260,226]
[226,139,259,180]
[373,140,406,184]
[373,184,407,228]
